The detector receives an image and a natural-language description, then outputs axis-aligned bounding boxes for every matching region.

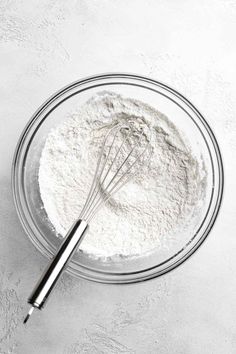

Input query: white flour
[39,92,206,258]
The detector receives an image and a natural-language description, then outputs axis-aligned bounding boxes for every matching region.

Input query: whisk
[24,123,151,323]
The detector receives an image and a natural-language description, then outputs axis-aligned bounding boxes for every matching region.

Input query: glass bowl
[12,73,224,283]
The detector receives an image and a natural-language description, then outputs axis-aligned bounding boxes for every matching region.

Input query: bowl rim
[12,72,224,284]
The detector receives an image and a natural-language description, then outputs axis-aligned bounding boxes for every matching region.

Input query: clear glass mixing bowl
[12,73,224,283]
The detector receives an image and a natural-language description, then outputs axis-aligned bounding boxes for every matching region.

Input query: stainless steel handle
[24,219,88,323]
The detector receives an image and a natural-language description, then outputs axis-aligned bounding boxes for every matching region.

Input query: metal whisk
[24,123,151,323]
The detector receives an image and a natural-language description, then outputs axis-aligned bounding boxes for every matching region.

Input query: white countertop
[0,1,235,353]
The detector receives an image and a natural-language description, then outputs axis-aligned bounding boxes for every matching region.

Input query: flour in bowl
[38,92,206,258]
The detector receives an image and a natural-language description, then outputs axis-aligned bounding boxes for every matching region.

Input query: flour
[38,92,206,258]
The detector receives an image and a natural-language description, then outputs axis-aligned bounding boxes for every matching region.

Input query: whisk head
[80,123,152,222]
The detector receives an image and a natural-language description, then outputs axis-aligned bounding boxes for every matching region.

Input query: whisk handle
[27,219,88,313]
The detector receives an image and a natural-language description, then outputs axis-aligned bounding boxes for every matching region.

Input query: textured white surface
[0,0,235,353]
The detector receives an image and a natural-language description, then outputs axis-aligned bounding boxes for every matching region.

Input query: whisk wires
[79,123,151,222]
